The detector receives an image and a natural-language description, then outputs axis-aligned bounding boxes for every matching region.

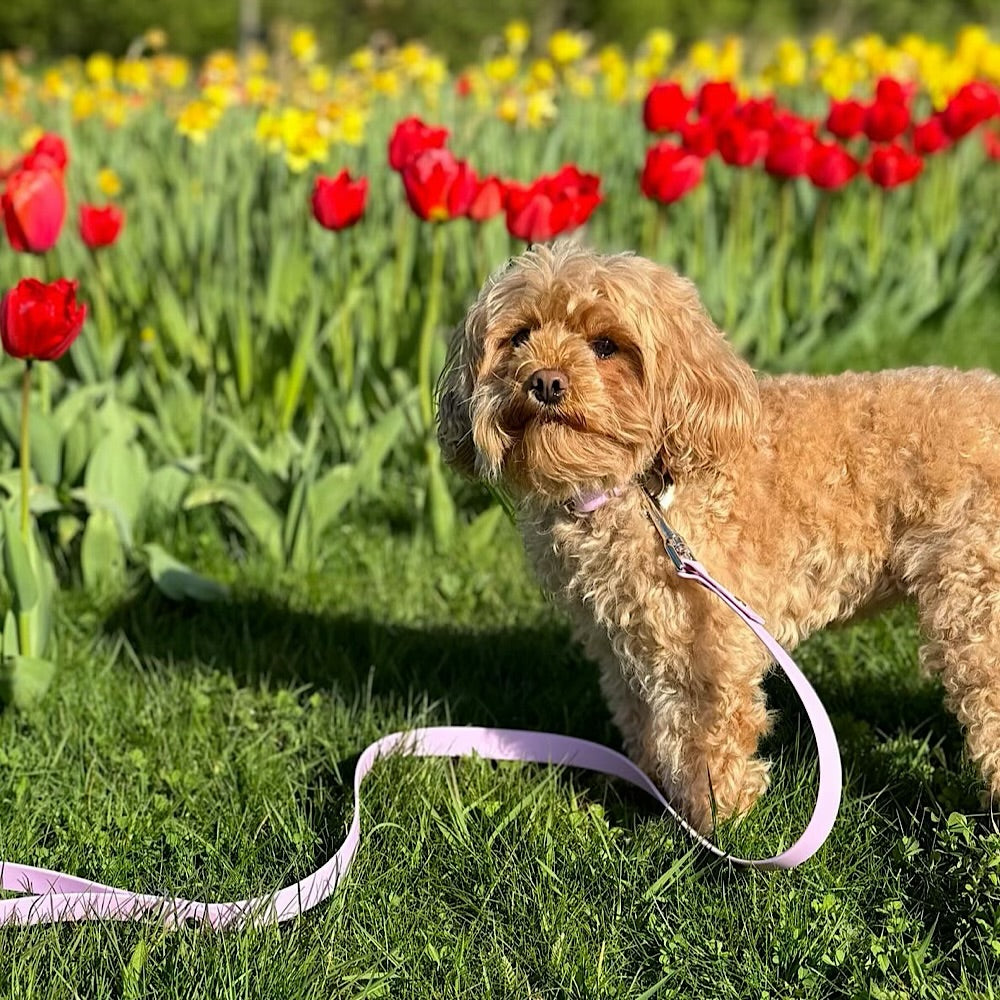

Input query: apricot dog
[437,241,1000,831]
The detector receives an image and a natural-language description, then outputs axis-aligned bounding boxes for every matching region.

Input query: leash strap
[0,507,841,928]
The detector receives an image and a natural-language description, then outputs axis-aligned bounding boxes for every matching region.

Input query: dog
[436,241,1000,832]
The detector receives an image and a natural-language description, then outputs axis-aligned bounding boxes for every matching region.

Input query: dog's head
[437,241,760,503]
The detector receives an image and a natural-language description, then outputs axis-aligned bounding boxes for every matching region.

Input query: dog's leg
[910,520,1000,804]
[618,619,773,833]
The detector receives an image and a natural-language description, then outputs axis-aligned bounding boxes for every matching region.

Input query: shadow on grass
[104,589,616,739]
[103,587,981,827]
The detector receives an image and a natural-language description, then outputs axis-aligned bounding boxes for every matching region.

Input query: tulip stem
[418,224,446,433]
[867,186,883,279]
[769,180,794,360]
[809,193,830,315]
[17,361,34,656]
[19,361,32,544]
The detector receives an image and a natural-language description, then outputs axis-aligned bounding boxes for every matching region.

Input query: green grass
[2,301,1000,998]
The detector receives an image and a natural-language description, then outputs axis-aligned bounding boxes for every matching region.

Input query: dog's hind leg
[908,516,1000,804]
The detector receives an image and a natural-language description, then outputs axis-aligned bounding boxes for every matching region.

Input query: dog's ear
[436,316,478,477]
[645,266,760,474]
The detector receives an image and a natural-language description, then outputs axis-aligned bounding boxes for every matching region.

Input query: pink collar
[571,486,623,513]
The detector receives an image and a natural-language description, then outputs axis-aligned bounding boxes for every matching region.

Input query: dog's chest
[520,501,679,634]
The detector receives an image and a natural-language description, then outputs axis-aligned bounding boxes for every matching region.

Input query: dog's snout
[529,369,568,406]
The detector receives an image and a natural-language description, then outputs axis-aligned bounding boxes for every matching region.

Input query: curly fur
[437,241,1000,832]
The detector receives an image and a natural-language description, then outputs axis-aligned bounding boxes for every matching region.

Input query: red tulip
[912,116,951,155]
[642,81,692,133]
[696,80,738,121]
[400,148,477,222]
[505,165,602,242]
[716,116,768,167]
[874,76,914,107]
[387,116,449,171]
[765,120,816,179]
[79,203,125,248]
[865,144,923,188]
[680,118,717,158]
[22,133,68,174]
[738,97,777,132]
[467,175,506,221]
[863,99,910,142]
[311,170,368,230]
[455,73,473,99]
[984,128,1000,160]
[2,167,66,253]
[1,278,87,362]
[825,99,866,140]
[941,81,1000,140]
[807,141,860,190]
[640,142,703,204]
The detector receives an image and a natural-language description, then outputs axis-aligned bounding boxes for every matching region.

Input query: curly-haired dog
[437,241,1000,832]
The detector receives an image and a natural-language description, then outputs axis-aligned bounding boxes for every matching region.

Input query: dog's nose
[529,369,568,406]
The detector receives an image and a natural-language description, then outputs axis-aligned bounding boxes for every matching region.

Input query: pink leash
[0,496,842,929]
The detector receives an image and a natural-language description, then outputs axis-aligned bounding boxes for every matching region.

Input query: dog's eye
[591,336,618,359]
[510,326,532,348]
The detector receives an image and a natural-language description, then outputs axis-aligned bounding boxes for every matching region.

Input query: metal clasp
[640,487,694,572]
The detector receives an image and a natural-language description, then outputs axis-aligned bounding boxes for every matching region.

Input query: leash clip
[640,487,694,572]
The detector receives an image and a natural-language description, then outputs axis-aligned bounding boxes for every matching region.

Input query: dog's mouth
[502,397,593,437]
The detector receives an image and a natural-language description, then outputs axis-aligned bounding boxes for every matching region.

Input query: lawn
[1,291,999,999]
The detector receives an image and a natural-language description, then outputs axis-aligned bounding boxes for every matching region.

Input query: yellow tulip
[486,55,519,85]
[177,99,221,142]
[525,90,557,127]
[504,20,531,56]
[349,48,375,73]
[549,30,587,66]
[689,40,718,75]
[40,69,70,101]
[372,70,400,96]
[154,55,190,89]
[496,94,519,124]
[85,52,115,85]
[117,58,152,92]
[645,29,676,62]
[19,126,44,151]
[308,66,332,94]
[97,168,122,197]
[529,58,556,88]
[144,27,168,51]
[71,88,97,120]
[290,27,319,65]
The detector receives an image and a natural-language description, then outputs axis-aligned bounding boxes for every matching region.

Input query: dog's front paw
[666,755,771,833]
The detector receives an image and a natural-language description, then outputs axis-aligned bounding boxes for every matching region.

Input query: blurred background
[3,0,999,62]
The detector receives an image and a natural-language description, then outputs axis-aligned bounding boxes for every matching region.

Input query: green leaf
[464,504,506,558]
[352,398,410,492]
[0,392,63,487]
[279,291,322,430]
[0,656,56,708]
[62,411,99,488]
[143,544,229,602]
[144,464,194,519]
[81,507,126,591]
[426,445,456,551]
[183,481,283,564]
[3,610,17,657]
[308,463,357,540]
[84,432,150,546]
[3,506,38,613]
